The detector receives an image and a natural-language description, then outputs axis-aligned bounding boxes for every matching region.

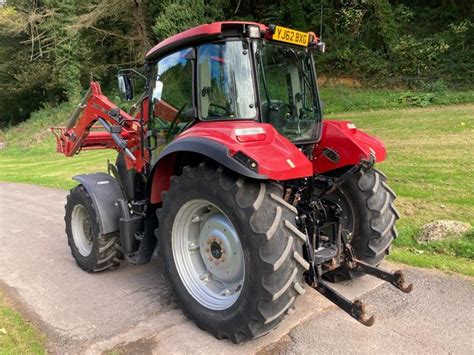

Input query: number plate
[272,26,309,47]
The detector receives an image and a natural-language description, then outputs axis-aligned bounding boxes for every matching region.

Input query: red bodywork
[149,121,313,203]
[312,120,386,174]
[147,120,386,203]
[178,121,312,179]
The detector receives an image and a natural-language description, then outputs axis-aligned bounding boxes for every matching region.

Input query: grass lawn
[0,100,473,277]
[0,102,116,190]
[0,292,45,354]
[320,86,474,113]
[330,104,474,276]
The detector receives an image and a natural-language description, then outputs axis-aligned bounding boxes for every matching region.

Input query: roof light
[235,127,267,142]
[247,25,261,39]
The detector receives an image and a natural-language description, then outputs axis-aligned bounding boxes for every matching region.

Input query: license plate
[272,26,309,47]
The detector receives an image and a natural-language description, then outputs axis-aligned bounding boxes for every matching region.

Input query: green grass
[320,86,474,114]
[331,104,474,276]
[0,102,116,189]
[0,292,45,354]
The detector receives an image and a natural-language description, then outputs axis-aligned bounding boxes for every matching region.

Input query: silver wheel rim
[172,199,245,310]
[71,204,93,257]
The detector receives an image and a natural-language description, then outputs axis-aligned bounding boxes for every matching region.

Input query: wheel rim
[71,204,93,257]
[172,199,245,310]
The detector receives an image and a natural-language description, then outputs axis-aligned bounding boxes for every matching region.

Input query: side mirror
[316,41,326,53]
[118,74,134,101]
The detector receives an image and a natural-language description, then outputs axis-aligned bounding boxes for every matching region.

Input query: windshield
[254,40,321,142]
[198,41,257,120]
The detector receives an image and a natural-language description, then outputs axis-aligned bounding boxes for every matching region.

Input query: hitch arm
[353,259,413,293]
[312,262,412,327]
[315,280,375,326]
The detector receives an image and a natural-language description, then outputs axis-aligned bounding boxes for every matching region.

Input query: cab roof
[145,21,268,61]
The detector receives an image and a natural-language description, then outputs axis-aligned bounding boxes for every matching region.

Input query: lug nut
[187,242,199,251]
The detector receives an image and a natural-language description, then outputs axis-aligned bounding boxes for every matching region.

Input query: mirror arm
[118,68,147,81]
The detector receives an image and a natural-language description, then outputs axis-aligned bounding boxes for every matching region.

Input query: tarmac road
[0,182,473,354]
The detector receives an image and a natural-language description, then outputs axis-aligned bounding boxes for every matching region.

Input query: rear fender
[147,121,313,204]
[73,173,124,234]
[312,120,387,174]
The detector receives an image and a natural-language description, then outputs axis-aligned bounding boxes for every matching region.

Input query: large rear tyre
[323,168,399,282]
[157,164,308,343]
[65,185,120,272]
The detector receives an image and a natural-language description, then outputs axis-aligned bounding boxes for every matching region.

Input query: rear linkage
[295,154,413,326]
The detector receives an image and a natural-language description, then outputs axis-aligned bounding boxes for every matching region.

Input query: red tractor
[52,22,412,343]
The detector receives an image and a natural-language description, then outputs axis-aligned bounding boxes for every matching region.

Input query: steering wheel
[263,101,293,128]
[208,103,234,117]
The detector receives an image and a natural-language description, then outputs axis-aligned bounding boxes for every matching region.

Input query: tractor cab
[124,22,325,145]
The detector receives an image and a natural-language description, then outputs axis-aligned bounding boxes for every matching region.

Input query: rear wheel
[157,164,308,343]
[323,168,399,282]
[65,185,120,272]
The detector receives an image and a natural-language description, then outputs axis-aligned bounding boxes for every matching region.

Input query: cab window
[197,41,256,120]
[150,48,193,142]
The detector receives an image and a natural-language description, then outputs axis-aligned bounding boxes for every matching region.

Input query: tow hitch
[302,155,413,326]
[314,254,413,326]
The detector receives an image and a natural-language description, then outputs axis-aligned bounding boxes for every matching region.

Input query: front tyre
[157,164,308,343]
[65,185,120,272]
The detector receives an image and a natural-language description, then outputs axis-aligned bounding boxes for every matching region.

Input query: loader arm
[51,81,148,172]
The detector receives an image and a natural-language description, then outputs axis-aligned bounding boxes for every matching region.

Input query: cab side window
[150,48,193,140]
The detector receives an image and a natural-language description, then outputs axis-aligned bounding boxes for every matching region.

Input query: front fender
[312,120,387,174]
[147,121,313,203]
[73,172,125,234]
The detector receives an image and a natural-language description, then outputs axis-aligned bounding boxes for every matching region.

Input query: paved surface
[280,268,474,355]
[0,182,473,354]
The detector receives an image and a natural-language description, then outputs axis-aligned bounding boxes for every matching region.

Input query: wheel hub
[210,241,222,259]
[172,199,245,310]
[198,214,243,283]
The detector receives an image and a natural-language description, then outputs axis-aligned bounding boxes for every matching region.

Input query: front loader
[52,21,412,343]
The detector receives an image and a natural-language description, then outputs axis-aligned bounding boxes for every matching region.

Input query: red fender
[312,120,386,174]
[149,121,313,203]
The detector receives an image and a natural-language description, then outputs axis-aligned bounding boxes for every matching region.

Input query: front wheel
[157,164,308,343]
[65,185,120,272]
[322,168,399,282]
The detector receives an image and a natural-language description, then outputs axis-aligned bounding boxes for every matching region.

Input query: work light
[247,25,261,38]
